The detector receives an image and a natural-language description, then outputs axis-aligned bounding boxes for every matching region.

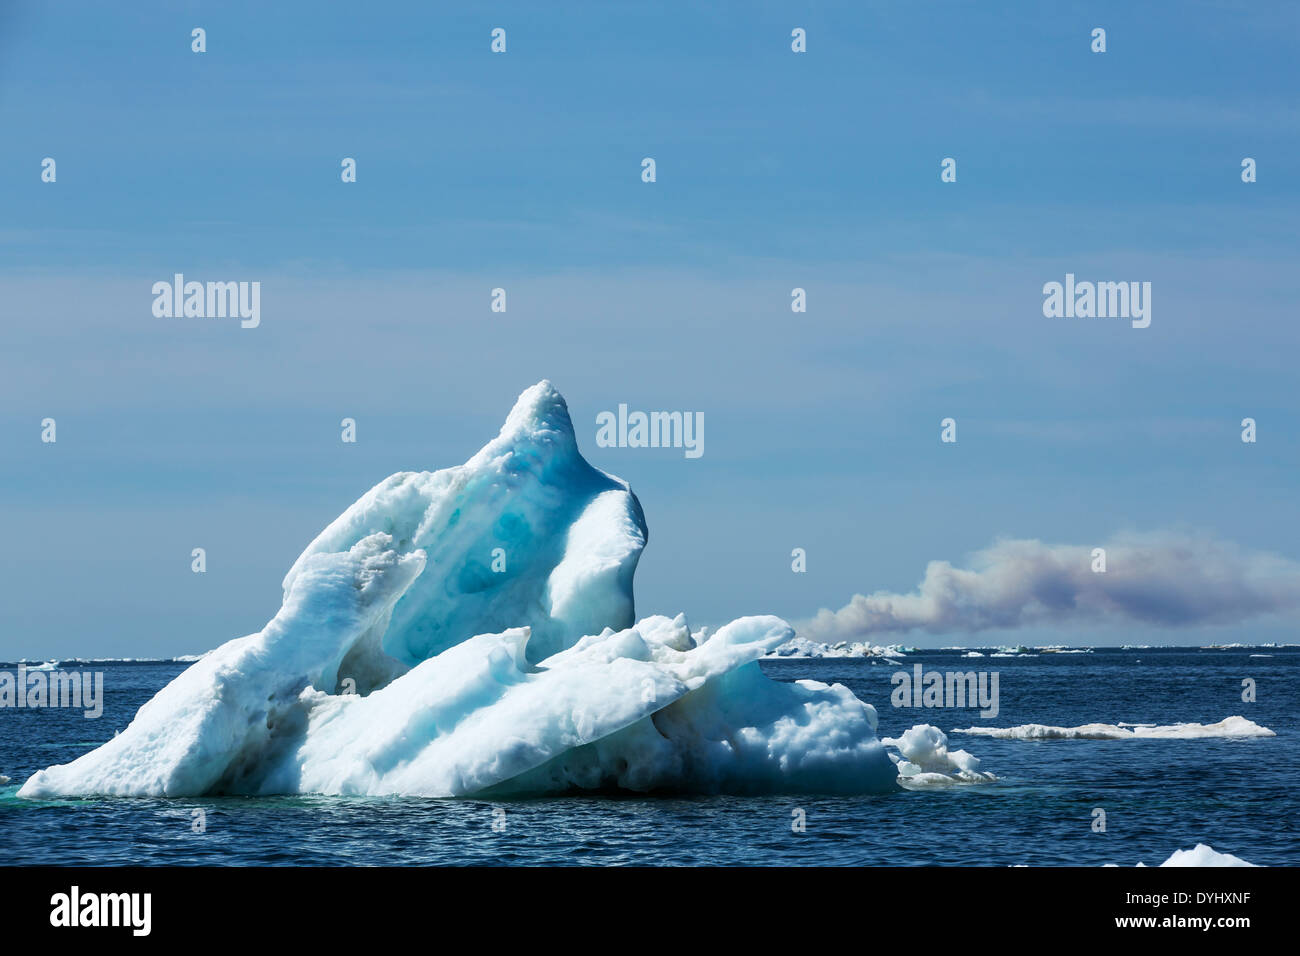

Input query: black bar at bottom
[3,865,1289,942]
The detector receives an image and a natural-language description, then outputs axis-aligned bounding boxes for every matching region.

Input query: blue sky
[2,1,1298,658]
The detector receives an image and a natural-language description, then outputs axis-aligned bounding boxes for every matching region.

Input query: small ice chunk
[881,724,996,788]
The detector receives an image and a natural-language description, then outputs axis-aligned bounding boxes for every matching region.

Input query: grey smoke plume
[800,533,1300,642]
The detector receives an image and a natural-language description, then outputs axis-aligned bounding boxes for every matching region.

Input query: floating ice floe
[1156,844,1257,867]
[881,724,997,788]
[952,715,1274,741]
[766,636,907,659]
[20,382,922,800]
[1104,844,1259,867]
[11,656,207,665]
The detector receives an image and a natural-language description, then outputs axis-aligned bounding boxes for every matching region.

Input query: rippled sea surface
[2,648,1295,866]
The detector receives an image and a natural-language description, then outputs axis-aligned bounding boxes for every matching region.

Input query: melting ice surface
[20,382,908,799]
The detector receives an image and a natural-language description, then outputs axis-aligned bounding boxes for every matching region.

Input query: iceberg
[20,382,901,799]
[951,715,1274,741]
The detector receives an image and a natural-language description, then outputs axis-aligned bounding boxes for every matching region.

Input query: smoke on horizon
[799,533,1300,643]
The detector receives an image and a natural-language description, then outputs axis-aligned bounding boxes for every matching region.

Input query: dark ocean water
[1,648,1295,866]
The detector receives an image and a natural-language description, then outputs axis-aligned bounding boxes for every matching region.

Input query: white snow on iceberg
[254,613,897,797]
[951,715,1274,741]
[20,382,901,799]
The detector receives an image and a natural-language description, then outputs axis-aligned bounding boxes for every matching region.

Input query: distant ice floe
[1199,642,1298,650]
[11,657,204,665]
[0,774,10,786]
[952,715,1274,741]
[881,725,997,788]
[766,637,909,660]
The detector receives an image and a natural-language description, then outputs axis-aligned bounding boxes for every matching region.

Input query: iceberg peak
[467,379,582,472]
[495,378,570,439]
[282,381,647,680]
